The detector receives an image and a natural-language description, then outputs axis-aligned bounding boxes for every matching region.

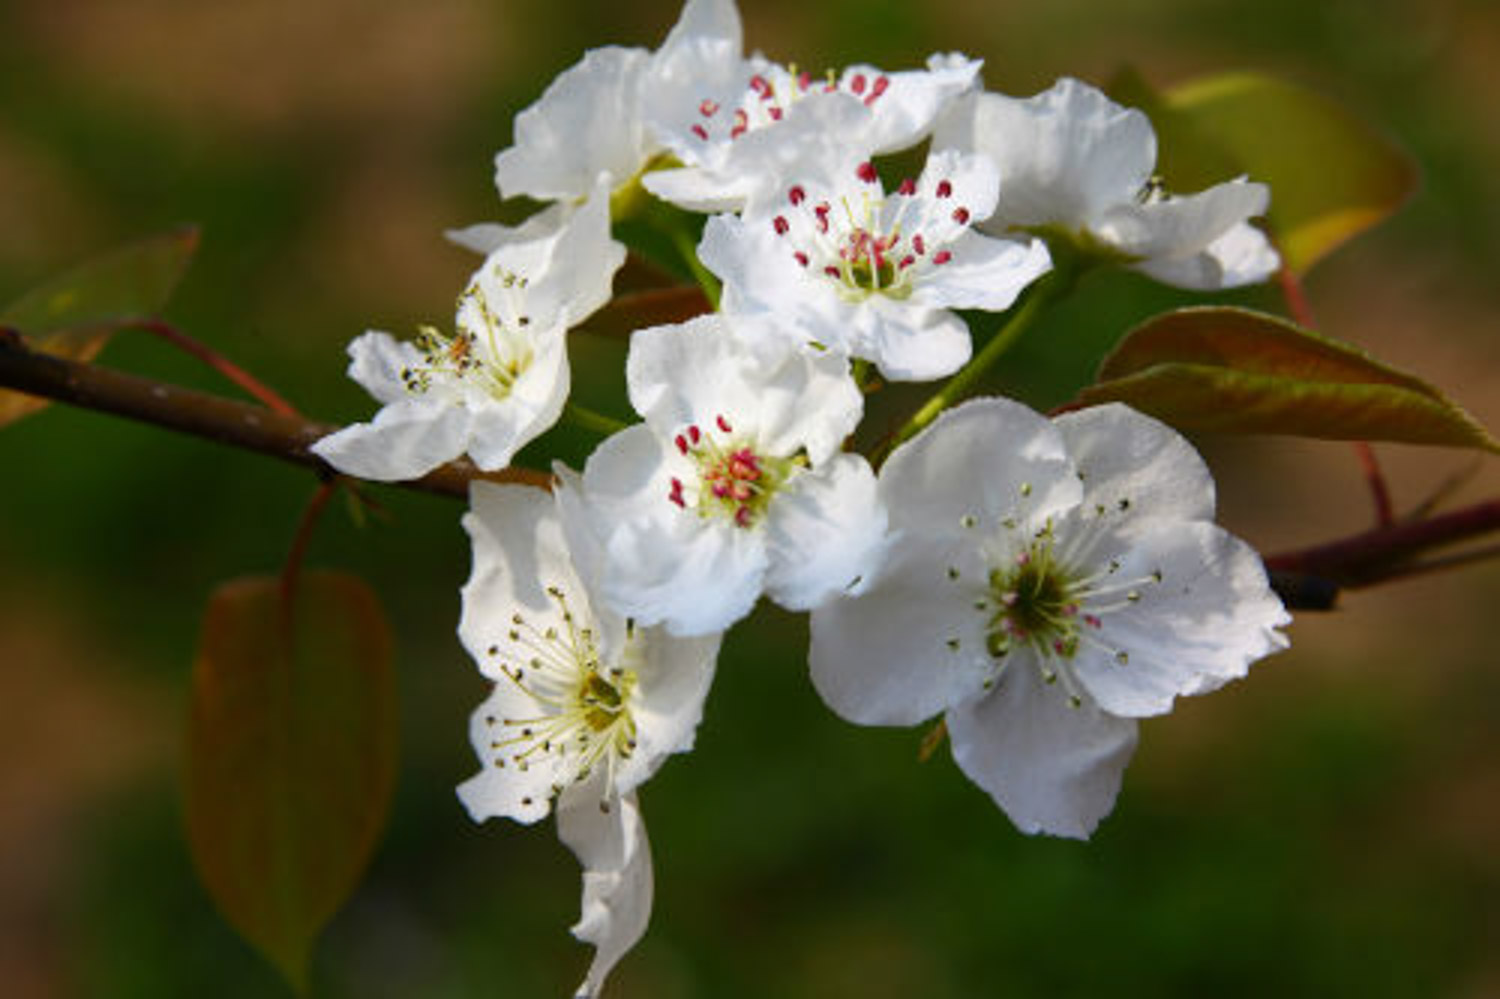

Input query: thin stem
[0,329,550,498]
[883,272,1067,458]
[564,401,630,437]
[280,479,339,613]
[670,227,721,310]
[132,318,301,417]
[1277,262,1393,525]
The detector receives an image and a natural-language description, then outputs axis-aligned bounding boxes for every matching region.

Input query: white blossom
[810,399,1289,837]
[699,149,1051,381]
[312,193,624,481]
[558,314,888,636]
[492,0,744,203]
[456,483,719,824]
[643,53,983,213]
[933,77,1279,289]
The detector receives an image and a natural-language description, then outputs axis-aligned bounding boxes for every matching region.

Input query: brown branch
[0,328,550,499]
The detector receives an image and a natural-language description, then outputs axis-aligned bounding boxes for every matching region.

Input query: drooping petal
[311,396,471,481]
[1069,519,1289,718]
[810,538,993,727]
[557,780,654,999]
[763,454,888,611]
[494,46,653,202]
[849,300,974,383]
[947,670,1140,839]
[1095,178,1269,264]
[1053,402,1217,525]
[936,79,1157,232]
[877,398,1080,541]
[1133,221,1279,290]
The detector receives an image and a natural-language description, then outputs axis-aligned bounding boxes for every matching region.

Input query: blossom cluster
[314,1,1290,993]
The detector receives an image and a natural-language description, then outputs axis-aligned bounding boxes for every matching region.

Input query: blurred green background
[2,0,1498,996]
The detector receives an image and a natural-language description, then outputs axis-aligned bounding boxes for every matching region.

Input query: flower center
[399,275,534,401]
[481,585,640,800]
[985,535,1088,660]
[770,163,969,303]
[666,414,803,529]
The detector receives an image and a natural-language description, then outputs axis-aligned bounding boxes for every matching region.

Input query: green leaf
[185,571,398,993]
[1110,69,1417,275]
[1072,307,1500,452]
[0,226,199,425]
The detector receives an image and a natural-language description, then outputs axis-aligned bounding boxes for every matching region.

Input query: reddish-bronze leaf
[1071,307,1500,452]
[185,571,397,993]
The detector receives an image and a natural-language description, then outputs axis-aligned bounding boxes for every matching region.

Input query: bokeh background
[2,0,1499,995]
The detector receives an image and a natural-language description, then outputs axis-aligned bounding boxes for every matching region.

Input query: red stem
[133,319,301,417]
[1277,263,1394,526]
[280,480,340,614]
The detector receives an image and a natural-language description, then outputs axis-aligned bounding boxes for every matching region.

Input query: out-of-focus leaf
[0,226,199,425]
[1109,69,1416,275]
[185,571,398,994]
[1071,307,1500,452]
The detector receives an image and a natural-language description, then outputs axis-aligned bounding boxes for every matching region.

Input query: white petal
[850,53,984,155]
[851,301,973,383]
[345,330,421,406]
[764,454,888,612]
[456,683,560,826]
[1134,221,1279,290]
[532,190,629,327]
[311,397,471,481]
[629,624,722,769]
[810,536,993,726]
[557,781,653,999]
[936,79,1157,232]
[917,231,1052,313]
[1071,520,1289,717]
[1096,178,1269,263]
[947,671,1139,839]
[1053,402,1216,524]
[494,46,653,201]
[878,397,1080,542]
[625,314,861,464]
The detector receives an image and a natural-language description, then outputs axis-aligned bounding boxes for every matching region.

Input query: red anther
[850,73,867,95]
[1016,550,1031,565]
[1053,639,1069,654]
[936,180,953,198]
[688,424,702,444]
[897,177,916,196]
[731,109,749,138]
[952,207,971,224]
[731,481,753,502]
[768,107,783,121]
[675,434,689,455]
[870,76,889,98]
[1084,614,1103,629]
[730,458,761,481]
[750,75,771,97]
[815,204,830,233]
[716,414,733,433]
[668,478,686,507]
[735,506,753,528]
[794,251,810,267]
[789,185,806,205]
[773,216,790,235]
[699,99,719,117]
[798,71,812,91]
[899,255,915,269]
[824,265,841,278]
[912,234,926,255]
[933,250,953,265]
[856,161,879,184]
[691,124,709,141]
[712,482,730,498]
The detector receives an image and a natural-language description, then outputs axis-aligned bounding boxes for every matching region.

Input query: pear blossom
[457,482,719,825]
[698,149,1052,381]
[492,0,744,203]
[933,77,1279,289]
[558,314,887,636]
[810,399,1289,837]
[312,193,624,481]
[643,53,983,213]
